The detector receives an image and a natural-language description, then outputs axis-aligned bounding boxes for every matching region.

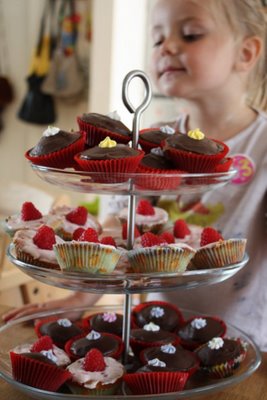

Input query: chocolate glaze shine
[70,334,120,357]
[130,328,178,344]
[140,153,174,170]
[30,131,81,156]
[178,317,225,345]
[39,321,83,345]
[79,144,139,160]
[80,113,131,136]
[140,130,170,145]
[196,338,243,366]
[142,346,198,371]
[89,313,123,336]
[133,305,181,331]
[164,133,223,155]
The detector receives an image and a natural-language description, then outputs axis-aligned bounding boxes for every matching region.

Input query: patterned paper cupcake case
[192,238,247,269]
[67,380,121,396]
[199,340,248,379]
[53,242,122,274]
[127,246,195,273]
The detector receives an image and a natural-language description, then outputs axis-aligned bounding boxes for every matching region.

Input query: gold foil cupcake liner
[53,242,122,274]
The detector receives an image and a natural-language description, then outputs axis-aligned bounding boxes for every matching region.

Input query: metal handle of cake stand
[121,70,152,363]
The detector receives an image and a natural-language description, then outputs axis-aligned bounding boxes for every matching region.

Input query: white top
[147,110,267,351]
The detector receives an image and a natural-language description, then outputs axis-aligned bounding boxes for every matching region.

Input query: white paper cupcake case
[53,242,121,273]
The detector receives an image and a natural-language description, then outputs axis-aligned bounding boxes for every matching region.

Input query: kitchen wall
[0,0,149,210]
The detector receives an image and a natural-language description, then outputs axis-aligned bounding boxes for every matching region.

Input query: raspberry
[73,227,85,241]
[100,236,116,247]
[159,231,175,244]
[33,225,56,250]
[200,227,224,246]
[83,348,106,372]
[141,232,162,247]
[21,202,42,221]
[78,228,99,243]
[122,222,140,240]
[31,336,53,352]
[173,219,191,239]
[136,199,155,216]
[66,206,88,225]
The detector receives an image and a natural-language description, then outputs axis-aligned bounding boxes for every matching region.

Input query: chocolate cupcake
[77,111,131,147]
[130,322,180,357]
[83,312,123,336]
[195,337,247,378]
[74,136,144,182]
[65,330,124,360]
[25,126,85,169]
[135,147,183,190]
[123,356,189,395]
[177,316,226,350]
[162,128,229,173]
[35,317,84,349]
[139,125,176,153]
[132,301,184,332]
[140,343,199,376]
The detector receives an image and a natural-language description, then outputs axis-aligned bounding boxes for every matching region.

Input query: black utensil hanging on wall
[17,0,56,125]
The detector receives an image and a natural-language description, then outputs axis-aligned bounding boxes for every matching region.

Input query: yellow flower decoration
[188,128,205,140]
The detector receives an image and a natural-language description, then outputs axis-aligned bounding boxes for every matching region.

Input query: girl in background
[4,0,267,350]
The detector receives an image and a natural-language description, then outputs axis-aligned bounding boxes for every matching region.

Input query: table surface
[0,304,266,400]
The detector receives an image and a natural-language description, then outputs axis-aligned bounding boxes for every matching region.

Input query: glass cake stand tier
[30,164,237,196]
[0,305,261,400]
[7,244,249,294]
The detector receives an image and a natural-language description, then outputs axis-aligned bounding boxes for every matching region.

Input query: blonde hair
[208,0,267,111]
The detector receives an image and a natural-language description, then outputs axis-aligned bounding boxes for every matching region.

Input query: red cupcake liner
[35,317,85,349]
[177,315,227,350]
[130,332,180,358]
[77,116,131,148]
[139,347,200,378]
[214,157,233,172]
[64,332,124,361]
[138,129,163,153]
[74,149,144,183]
[135,164,184,190]
[131,301,184,331]
[123,370,189,395]
[25,133,86,169]
[10,351,71,392]
[162,139,229,173]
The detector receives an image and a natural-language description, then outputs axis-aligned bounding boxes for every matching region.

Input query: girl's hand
[2,292,102,323]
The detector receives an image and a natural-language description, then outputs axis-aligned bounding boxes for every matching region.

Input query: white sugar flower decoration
[208,337,224,350]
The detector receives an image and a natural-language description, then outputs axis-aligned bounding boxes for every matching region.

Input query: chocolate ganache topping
[140,130,170,145]
[164,132,223,155]
[79,143,139,160]
[178,317,225,344]
[70,331,120,357]
[80,112,131,136]
[133,305,181,331]
[140,152,174,170]
[30,128,81,156]
[196,338,244,366]
[39,319,83,345]
[142,344,198,372]
[89,312,123,336]
[131,322,178,344]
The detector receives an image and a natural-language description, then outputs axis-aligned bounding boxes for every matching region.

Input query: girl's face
[150,0,239,99]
